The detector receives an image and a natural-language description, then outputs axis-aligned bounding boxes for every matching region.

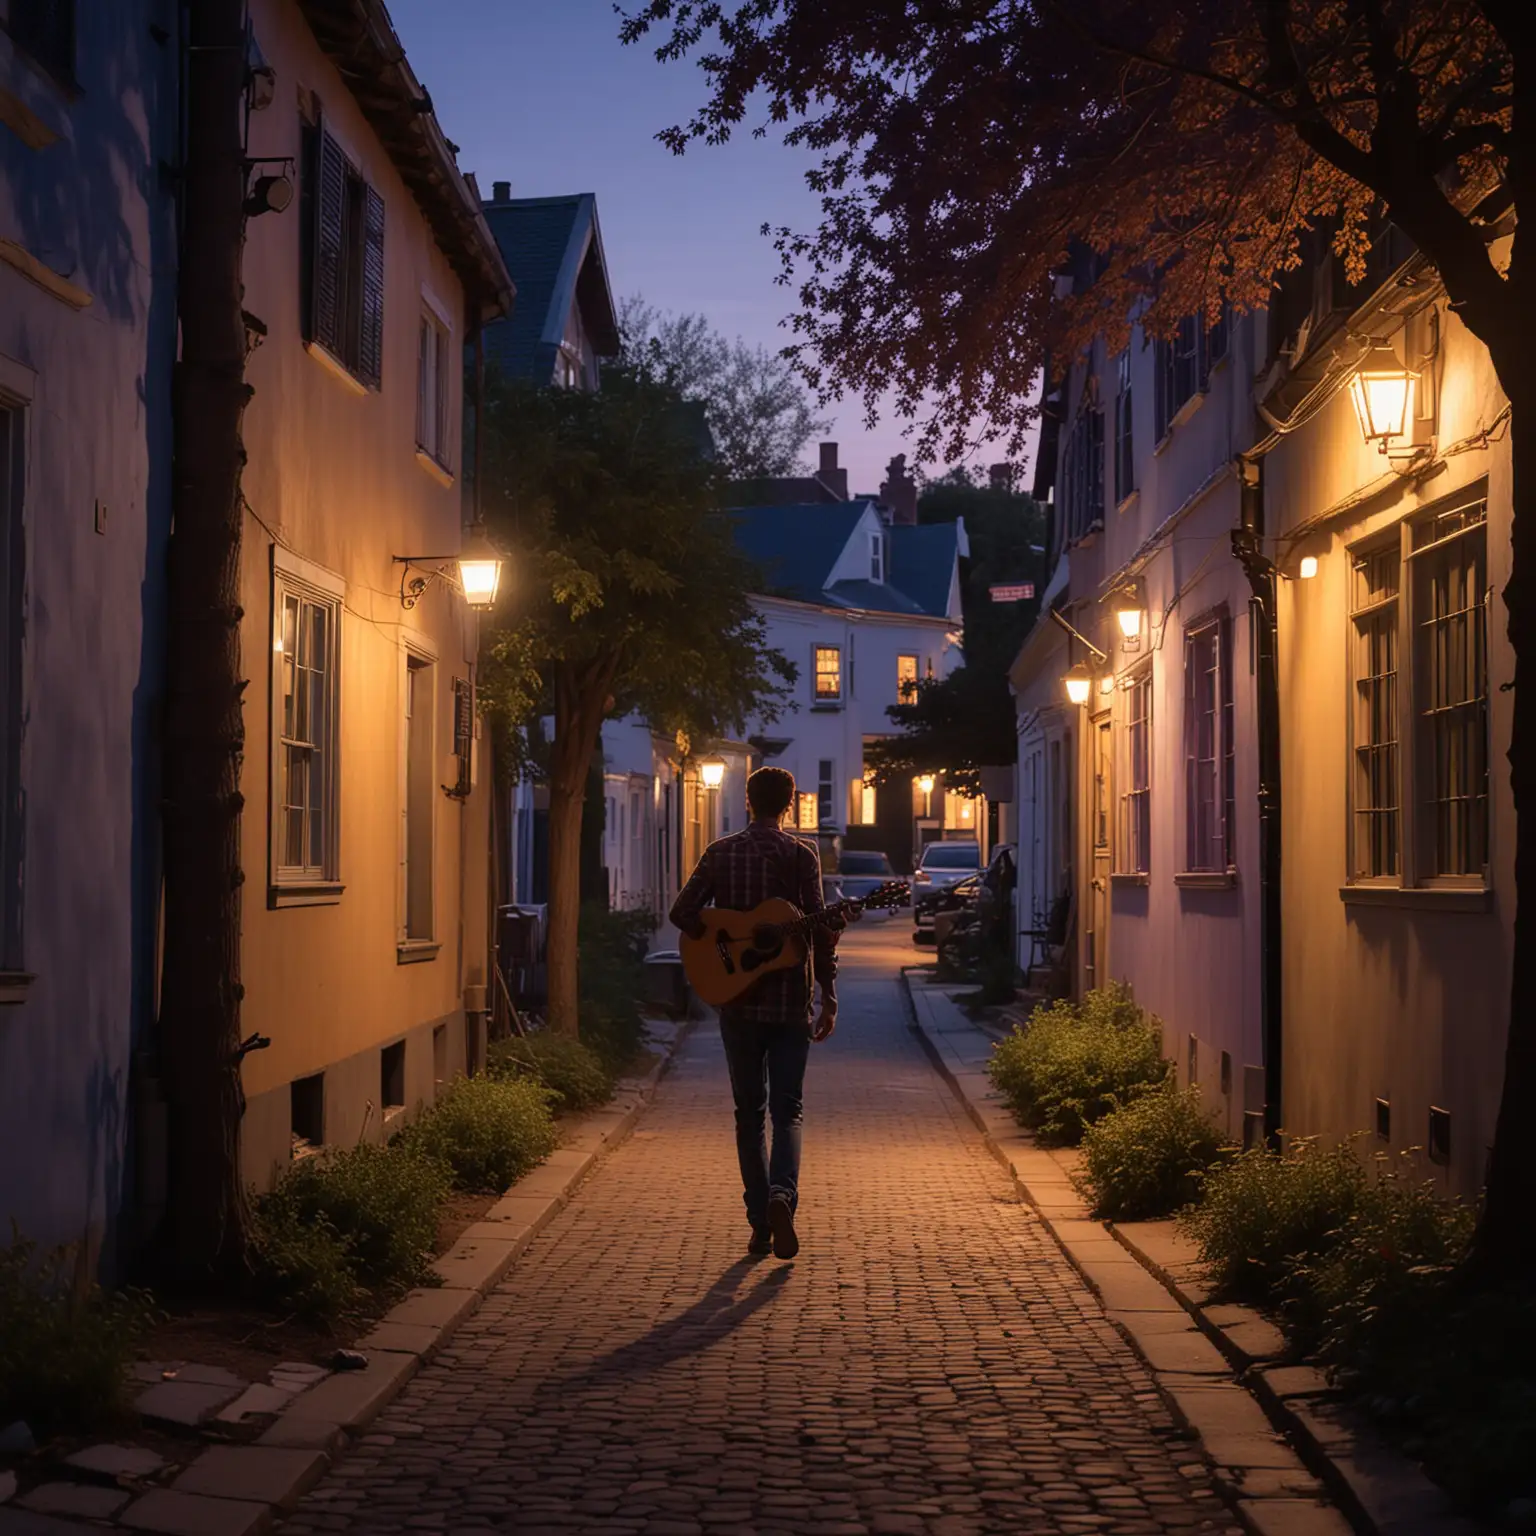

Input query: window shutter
[312,130,347,356]
[359,185,386,389]
[453,677,473,760]
[1154,341,1168,440]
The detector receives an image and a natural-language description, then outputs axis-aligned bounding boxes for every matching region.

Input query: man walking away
[670,766,850,1259]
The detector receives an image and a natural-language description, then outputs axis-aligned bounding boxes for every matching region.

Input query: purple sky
[386,0,991,495]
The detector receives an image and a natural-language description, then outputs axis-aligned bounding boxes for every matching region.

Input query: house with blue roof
[726,492,968,874]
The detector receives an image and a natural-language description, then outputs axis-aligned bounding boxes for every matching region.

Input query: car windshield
[921,844,980,870]
[839,852,891,875]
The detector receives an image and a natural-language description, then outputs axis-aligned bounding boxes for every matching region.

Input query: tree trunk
[158,0,251,1277]
[1470,383,1536,1285]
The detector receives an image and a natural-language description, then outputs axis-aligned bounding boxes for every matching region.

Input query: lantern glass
[1349,365,1416,443]
[699,758,726,789]
[457,557,502,610]
[1116,605,1142,639]
[1064,665,1092,706]
[1299,555,1319,580]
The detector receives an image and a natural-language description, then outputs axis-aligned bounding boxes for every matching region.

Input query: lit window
[1116,672,1152,875]
[416,308,451,468]
[897,653,918,702]
[1183,615,1235,872]
[797,792,819,831]
[814,644,842,701]
[853,777,876,825]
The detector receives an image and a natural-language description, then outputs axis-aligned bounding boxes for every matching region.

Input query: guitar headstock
[851,879,911,912]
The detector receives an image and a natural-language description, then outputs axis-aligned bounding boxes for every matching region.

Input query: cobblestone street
[280,926,1245,1536]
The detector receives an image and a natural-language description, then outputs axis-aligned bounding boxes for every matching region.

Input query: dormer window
[869,531,886,582]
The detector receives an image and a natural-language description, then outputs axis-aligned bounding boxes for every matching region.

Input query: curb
[901,974,1478,1536]
[0,1020,695,1536]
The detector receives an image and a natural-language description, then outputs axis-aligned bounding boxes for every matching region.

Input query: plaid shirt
[669,821,842,1025]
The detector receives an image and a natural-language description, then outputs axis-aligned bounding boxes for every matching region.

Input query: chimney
[492,180,512,204]
[988,462,1014,492]
[817,441,848,501]
[880,453,918,526]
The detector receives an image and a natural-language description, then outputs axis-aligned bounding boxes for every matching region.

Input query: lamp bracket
[394,554,458,611]
[1048,606,1108,664]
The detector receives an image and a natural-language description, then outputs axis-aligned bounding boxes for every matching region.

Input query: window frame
[897,652,919,703]
[399,640,439,958]
[1114,668,1153,878]
[817,758,836,828]
[1113,348,1135,507]
[1181,611,1235,876]
[1346,536,1402,883]
[415,302,452,471]
[813,643,842,703]
[270,547,345,906]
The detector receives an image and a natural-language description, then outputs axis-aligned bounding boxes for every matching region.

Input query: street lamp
[1299,555,1320,580]
[395,525,505,612]
[1064,663,1093,706]
[699,757,726,790]
[1349,348,1418,451]
[1113,584,1143,642]
[916,773,934,818]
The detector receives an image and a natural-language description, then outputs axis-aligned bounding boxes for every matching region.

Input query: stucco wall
[0,4,177,1263]
[233,0,489,1185]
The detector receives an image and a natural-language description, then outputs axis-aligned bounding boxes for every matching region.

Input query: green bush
[257,1140,449,1296]
[577,902,651,1071]
[402,1074,557,1193]
[249,1199,364,1324]
[0,1237,153,1436]
[1082,1082,1227,1220]
[986,983,1167,1145]
[489,1030,614,1112]
[1179,1136,1366,1303]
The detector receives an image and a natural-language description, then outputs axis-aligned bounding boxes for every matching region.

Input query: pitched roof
[480,194,620,382]
[890,523,962,620]
[726,502,959,620]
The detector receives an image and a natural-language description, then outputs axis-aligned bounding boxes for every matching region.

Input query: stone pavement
[278,925,1244,1536]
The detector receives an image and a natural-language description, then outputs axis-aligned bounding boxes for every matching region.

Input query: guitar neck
[781,901,856,939]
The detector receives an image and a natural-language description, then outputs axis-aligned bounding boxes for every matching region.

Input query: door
[1086,714,1113,989]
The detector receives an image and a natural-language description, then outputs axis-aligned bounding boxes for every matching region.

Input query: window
[0,400,24,984]
[1113,350,1134,505]
[291,1073,325,1151]
[897,654,918,702]
[1349,544,1401,879]
[1346,495,1490,890]
[853,776,876,825]
[4,0,74,83]
[1059,402,1105,545]
[797,792,819,831]
[446,675,474,797]
[869,531,886,582]
[402,651,436,947]
[1117,673,1152,875]
[814,644,842,702]
[302,113,385,387]
[416,308,451,467]
[381,1040,406,1116]
[1414,504,1489,879]
[1183,614,1235,872]
[272,554,343,895]
[1154,308,1228,440]
[817,759,835,827]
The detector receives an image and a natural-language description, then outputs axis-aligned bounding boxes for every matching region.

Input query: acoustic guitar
[679,880,911,1007]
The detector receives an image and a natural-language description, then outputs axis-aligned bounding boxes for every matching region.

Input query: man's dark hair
[746,766,796,820]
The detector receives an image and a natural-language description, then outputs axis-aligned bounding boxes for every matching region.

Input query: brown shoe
[766,1194,799,1259]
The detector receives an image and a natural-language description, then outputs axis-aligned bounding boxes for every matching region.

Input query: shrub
[249,1199,364,1324]
[1082,1082,1227,1220]
[986,983,1167,1145]
[576,902,652,1072]
[402,1074,557,1193]
[257,1140,449,1296]
[0,1237,153,1436]
[1178,1136,1366,1303]
[489,1030,614,1112]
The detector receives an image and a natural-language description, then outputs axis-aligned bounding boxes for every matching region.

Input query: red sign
[989,582,1035,602]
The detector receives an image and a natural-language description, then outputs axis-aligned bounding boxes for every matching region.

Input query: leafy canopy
[477,364,794,757]
[618,295,831,479]
[619,2,1515,457]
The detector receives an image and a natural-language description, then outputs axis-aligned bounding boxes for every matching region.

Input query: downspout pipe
[1232,455,1284,1146]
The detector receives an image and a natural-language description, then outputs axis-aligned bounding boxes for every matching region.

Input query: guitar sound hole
[740,926,784,974]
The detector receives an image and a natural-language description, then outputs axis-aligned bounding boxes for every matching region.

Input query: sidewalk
[905,973,1482,1536]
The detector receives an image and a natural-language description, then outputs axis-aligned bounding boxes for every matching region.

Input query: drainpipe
[1231,455,1283,1146]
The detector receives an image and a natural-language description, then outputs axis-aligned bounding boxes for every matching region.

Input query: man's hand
[812,1002,837,1042]
[844,903,864,923]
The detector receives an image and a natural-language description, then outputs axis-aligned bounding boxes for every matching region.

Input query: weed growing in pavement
[986,982,1166,1145]
[0,1234,155,1436]
[489,1029,614,1113]
[1081,1082,1227,1220]
[399,1074,557,1194]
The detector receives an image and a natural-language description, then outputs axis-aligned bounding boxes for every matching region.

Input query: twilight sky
[386,0,980,494]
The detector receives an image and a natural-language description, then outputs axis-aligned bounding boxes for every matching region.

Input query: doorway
[1086,713,1112,989]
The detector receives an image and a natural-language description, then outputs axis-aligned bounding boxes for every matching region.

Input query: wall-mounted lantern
[1113,584,1144,642]
[1064,664,1093,706]
[395,525,504,612]
[1349,348,1418,451]
[699,758,726,790]
[1298,555,1320,580]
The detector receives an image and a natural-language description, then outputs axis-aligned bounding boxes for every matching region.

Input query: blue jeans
[719,1010,811,1228]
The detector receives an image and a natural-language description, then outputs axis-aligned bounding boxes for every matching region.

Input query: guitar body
[679,897,808,1007]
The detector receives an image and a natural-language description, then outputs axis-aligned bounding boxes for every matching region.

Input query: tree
[478,365,793,1035]
[618,296,831,478]
[619,3,1535,1282]
[865,468,1046,795]
[158,0,252,1275]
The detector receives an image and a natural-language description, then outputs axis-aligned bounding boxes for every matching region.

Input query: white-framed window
[1345,493,1490,889]
[1116,670,1152,875]
[400,645,436,950]
[868,530,886,582]
[0,393,26,988]
[814,644,842,702]
[817,759,836,828]
[1183,613,1235,872]
[416,306,451,468]
[271,548,344,899]
[897,653,918,702]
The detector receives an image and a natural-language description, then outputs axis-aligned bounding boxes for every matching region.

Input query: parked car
[910,840,983,927]
[914,870,982,939]
[834,850,898,914]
